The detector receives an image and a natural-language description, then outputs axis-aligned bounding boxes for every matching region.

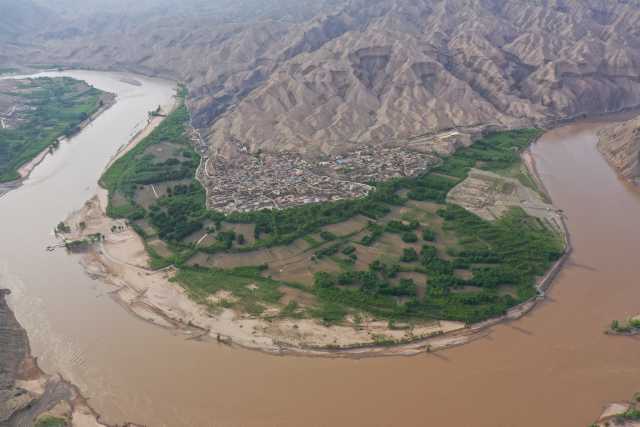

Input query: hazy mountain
[0,0,51,41]
[3,0,640,159]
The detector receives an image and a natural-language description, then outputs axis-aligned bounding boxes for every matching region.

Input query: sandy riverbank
[592,395,640,427]
[58,121,571,357]
[104,99,178,171]
[64,194,471,356]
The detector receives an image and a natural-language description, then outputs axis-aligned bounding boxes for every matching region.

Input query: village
[197,142,440,213]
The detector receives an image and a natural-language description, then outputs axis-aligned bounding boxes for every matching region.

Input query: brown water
[1,71,639,427]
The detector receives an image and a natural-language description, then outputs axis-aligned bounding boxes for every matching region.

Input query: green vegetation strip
[0,77,105,182]
[102,101,564,325]
[35,416,68,427]
[610,317,640,334]
[174,266,283,316]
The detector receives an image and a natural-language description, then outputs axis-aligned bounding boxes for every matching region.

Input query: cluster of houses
[197,141,439,213]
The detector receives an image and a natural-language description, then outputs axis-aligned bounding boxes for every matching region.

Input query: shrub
[312,302,347,324]
[401,232,418,243]
[320,231,337,241]
[342,245,356,255]
[422,228,436,241]
[56,221,71,233]
[401,247,418,263]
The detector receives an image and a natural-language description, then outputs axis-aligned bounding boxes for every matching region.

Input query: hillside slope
[598,115,640,184]
[3,0,640,160]
[206,0,640,157]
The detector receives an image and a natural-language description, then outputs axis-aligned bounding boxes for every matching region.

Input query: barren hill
[598,115,640,184]
[3,0,640,160]
[206,0,640,158]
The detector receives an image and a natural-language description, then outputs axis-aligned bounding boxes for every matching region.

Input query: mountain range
[2,0,640,160]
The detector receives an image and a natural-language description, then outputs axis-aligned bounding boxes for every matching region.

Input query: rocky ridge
[598,115,640,184]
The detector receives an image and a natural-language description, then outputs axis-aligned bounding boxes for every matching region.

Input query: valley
[0,69,639,427]
[0,0,640,425]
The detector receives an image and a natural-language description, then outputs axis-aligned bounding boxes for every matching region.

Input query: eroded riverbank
[0,289,105,427]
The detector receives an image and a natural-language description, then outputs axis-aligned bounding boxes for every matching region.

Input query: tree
[401,247,418,263]
[56,222,71,233]
[320,231,336,241]
[401,231,418,243]
[422,228,436,241]
[369,260,384,272]
[611,320,621,332]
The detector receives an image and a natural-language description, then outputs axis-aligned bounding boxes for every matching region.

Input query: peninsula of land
[58,93,569,356]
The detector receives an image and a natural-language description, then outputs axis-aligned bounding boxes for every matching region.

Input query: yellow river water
[1,71,639,427]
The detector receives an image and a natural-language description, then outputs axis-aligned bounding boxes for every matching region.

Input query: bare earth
[593,400,640,427]
[447,167,564,232]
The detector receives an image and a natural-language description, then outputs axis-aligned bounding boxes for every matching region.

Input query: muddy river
[1,71,639,426]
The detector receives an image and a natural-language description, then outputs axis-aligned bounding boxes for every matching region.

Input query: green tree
[401,247,418,263]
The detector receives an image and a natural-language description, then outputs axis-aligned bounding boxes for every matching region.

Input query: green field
[102,100,564,326]
[0,77,106,182]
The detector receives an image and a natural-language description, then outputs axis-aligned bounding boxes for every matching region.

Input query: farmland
[103,103,564,327]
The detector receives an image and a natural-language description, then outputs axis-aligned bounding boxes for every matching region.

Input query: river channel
[1,70,639,426]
